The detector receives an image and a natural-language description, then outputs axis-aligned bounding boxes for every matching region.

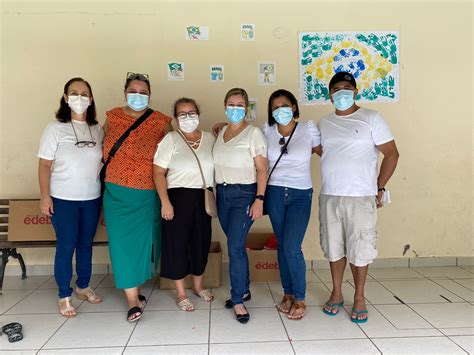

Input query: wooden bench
[0,200,108,293]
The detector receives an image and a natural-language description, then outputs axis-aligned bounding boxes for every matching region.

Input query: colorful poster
[240,24,256,41]
[210,65,224,82]
[258,62,276,85]
[167,62,184,81]
[185,26,209,40]
[299,31,400,104]
[247,98,257,122]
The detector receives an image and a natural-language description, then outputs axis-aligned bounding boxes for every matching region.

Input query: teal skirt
[103,182,161,289]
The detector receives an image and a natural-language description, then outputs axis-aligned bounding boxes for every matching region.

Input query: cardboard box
[8,200,108,242]
[247,232,280,282]
[160,241,222,289]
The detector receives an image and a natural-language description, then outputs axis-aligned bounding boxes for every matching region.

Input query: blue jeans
[216,183,256,305]
[51,197,101,298]
[265,185,313,301]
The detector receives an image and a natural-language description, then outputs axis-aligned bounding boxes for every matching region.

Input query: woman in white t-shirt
[153,98,215,312]
[263,89,321,320]
[213,88,268,324]
[38,78,103,318]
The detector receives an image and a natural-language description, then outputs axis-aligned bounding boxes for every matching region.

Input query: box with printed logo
[159,241,222,289]
[247,232,280,282]
[7,200,108,242]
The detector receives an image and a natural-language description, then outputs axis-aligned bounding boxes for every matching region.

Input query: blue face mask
[272,107,293,126]
[127,93,149,111]
[332,90,355,111]
[225,106,246,124]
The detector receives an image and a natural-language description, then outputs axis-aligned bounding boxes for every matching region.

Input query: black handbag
[263,122,298,215]
[100,108,154,196]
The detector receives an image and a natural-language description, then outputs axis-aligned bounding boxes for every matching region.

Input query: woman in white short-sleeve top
[262,89,321,321]
[213,88,268,324]
[38,78,103,318]
[153,98,215,312]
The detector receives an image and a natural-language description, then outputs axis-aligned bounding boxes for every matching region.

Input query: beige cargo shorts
[318,194,378,267]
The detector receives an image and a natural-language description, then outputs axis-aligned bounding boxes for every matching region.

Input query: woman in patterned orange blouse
[103,73,172,322]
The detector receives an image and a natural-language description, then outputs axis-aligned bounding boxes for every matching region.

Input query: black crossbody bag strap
[100,108,154,183]
[267,122,298,183]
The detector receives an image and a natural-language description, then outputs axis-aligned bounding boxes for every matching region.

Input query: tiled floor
[0,266,473,354]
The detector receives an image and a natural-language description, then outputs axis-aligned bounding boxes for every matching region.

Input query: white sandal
[59,297,77,318]
[177,297,195,312]
[194,289,214,302]
[76,287,102,304]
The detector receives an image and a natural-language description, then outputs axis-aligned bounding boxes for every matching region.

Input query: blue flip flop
[351,308,368,323]
[322,301,344,316]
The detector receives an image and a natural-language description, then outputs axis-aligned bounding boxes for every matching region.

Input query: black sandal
[138,295,147,310]
[225,291,251,309]
[2,323,23,343]
[127,306,142,323]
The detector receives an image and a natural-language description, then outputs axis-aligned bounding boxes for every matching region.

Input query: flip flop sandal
[2,323,23,343]
[351,308,368,323]
[138,295,147,310]
[127,306,142,323]
[322,301,344,316]
[177,297,195,312]
[194,289,214,302]
[277,295,294,314]
[288,301,306,320]
[225,291,251,309]
[76,287,102,304]
[58,297,77,318]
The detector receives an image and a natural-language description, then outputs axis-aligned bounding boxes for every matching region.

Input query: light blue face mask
[127,93,149,111]
[272,107,293,126]
[332,90,355,111]
[225,106,246,124]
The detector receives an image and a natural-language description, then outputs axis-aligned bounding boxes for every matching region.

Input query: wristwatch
[378,187,386,192]
[255,195,265,201]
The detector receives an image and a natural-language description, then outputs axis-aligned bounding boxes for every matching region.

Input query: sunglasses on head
[126,72,150,82]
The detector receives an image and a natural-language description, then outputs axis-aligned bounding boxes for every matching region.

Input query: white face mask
[179,116,199,133]
[68,95,90,114]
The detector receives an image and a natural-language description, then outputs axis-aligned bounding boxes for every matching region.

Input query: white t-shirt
[213,125,267,184]
[37,120,104,200]
[262,121,320,190]
[153,131,215,189]
[318,107,394,196]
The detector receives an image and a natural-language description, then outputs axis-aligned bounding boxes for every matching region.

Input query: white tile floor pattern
[0,266,472,354]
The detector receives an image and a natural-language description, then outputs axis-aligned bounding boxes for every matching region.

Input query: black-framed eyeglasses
[176,112,199,120]
[70,122,96,148]
[279,137,288,154]
[126,72,150,82]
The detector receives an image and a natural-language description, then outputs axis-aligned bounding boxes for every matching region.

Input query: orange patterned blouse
[103,107,172,189]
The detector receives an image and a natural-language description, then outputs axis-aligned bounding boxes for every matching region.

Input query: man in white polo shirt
[315,72,399,323]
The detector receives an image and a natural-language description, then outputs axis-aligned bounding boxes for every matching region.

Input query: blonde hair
[224,88,249,108]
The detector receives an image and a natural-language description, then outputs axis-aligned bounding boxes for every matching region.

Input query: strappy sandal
[2,323,23,343]
[194,289,214,302]
[138,295,147,310]
[127,306,142,323]
[177,297,195,312]
[277,295,294,314]
[58,297,77,318]
[288,300,306,320]
[75,287,102,304]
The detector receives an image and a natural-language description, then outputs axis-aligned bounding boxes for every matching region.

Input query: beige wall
[1,1,472,266]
